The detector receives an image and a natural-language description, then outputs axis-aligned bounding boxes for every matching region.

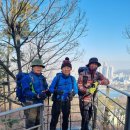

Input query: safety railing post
[103,86,110,130]
[124,97,130,130]
[40,104,44,130]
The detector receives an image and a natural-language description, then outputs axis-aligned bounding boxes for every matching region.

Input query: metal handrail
[0,103,43,116]
[98,98,125,125]
[1,85,130,130]
[0,103,44,130]
[98,90,125,110]
[107,85,130,97]
[98,85,129,130]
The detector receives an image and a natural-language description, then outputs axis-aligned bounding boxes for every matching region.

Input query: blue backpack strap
[51,74,60,101]
[54,74,60,90]
[70,76,74,90]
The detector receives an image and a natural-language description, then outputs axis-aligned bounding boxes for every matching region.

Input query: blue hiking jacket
[49,73,78,101]
[21,71,48,103]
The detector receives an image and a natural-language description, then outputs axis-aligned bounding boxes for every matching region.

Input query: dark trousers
[23,101,40,130]
[79,97,97,130]
[50,100,70,130]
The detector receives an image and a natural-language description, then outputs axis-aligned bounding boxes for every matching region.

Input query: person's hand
[88,87,96,94]
[91,81,99,88]
[54,90,64,95]
[87,81,99,94]
[68,91,75,101]
[37,92,47,100]
[45,90,51,97]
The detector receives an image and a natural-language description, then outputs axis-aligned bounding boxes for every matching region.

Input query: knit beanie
[61,57,72,69]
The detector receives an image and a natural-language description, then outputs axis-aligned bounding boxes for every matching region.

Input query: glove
[68,91,75,101]
[91,81,99,88]
[88,87,96,94]
[88,81,99,94]
[45,90,51,97]
[37,92,47,100]
[54,90,64,95]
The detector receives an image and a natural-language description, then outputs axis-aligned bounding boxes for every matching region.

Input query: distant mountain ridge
[115,69,130,74]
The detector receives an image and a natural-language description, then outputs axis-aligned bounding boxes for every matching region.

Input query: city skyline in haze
[77,0,130,71]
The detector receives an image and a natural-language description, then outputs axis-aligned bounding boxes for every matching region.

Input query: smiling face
[89,63,98,71]
[62,66,72,76]
[32,66,43,74]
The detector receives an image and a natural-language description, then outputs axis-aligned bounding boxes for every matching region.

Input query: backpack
[78,66,100,80]
[78,67,88,75]
[16,72,34,102]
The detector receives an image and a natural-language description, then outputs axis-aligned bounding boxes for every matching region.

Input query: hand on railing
[87,81,99,94]
[91,81,99,88]
[88,87,96,94]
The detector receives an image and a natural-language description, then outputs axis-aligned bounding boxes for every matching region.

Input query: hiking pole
[83,102,91,130]
[92,92,98,129]
[82,99,87,130]
[70,100,72,130]
[68,89,76,130]
[47,96,49,130]
[68,92,72,130]
[82,93,92,130]
[59,92,63,130]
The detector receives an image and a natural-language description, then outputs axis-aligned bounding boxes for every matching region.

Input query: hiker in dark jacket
[49,57,78,130]
[21,59,50,130]
[78,57,109,130]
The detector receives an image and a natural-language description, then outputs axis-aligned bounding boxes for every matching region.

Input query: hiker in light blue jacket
[49,57,78,130]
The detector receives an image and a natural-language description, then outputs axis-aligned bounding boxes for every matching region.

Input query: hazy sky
[77,0,130,71]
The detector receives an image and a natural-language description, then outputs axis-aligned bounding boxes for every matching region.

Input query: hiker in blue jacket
[21,59,50,130]
[49,57,78,130]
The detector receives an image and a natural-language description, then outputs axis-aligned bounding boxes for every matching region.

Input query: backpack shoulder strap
[70,76,74,90]
[54,74,60,90]
[28,73,34,82]
[84,67,89,75]
[96,71,100,77]
[78,67,88,75]
[93,71,100,81]
[28,73,36,93]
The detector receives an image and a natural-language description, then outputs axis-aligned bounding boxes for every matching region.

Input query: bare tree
[0,0,87,76]
[0,0,87,105]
